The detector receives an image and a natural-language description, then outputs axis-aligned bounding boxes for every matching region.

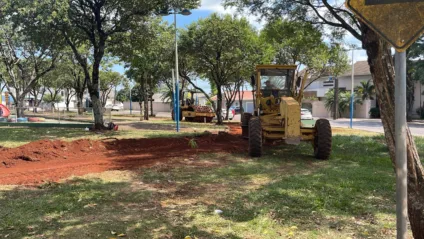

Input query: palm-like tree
[355,80,375,100]
[325,90,362,117]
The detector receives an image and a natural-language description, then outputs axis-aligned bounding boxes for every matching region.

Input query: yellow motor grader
[241,65,332,159]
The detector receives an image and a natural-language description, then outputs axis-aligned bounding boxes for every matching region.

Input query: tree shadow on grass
[0,134,397,238]
[196,135,396,237]
[0,178,242,239]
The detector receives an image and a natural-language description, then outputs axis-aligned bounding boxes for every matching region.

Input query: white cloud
[199,0,369,62]
[199,0,265,30]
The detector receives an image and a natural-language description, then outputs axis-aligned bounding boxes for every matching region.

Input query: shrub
[369,107,380,118]
[416,107,424,119]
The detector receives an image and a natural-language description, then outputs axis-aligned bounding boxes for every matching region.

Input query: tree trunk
[65,99,70,112]
[138,100,144,121]
[90,41,106,129]
[33,97,38,113]
[144,99,149,120]
[16,95,25,118]
[88,88,104,129]
[225,105,230,120]
[77,92,84,115]
[150,98,154,117]
[143,85,149,121]
[362,23,424,238]
[238,84,245,122]
[407,75,415,122]
[216,88,223,124]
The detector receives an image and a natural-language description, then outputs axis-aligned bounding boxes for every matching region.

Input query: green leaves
[355,80,375,101]
[180,13,262,84]
[261,19,323,65]
[324,89,362,116]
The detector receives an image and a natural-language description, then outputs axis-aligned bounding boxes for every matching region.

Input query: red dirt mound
[0,125,246,185]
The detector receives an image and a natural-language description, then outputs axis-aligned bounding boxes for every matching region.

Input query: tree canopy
[2,0,199,128]
[179,13,268,123]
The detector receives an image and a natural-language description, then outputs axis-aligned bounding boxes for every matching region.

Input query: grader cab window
[260,68,295,97]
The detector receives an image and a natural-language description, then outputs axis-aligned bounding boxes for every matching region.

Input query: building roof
[341,61,370,77]
[211,91,254,101]
[301,60,371,79]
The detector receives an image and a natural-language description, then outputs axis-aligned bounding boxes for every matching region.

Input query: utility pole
[350,49,355,128]
[333,78,339,120]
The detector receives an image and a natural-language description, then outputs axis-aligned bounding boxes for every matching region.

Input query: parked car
[230,106,241,114]
[301,108,313,120]
[105,102,124,111]
[221,108,235,121]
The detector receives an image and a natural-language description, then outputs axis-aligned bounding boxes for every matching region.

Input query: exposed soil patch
[0,124,246,185]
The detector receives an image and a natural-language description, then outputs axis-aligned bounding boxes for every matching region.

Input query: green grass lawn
[1,129,418,238]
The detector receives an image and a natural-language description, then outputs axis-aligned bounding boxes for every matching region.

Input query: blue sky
[113,0,368,94]
[112,1,230,93]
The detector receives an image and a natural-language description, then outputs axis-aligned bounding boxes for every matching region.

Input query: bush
[369,107,380,118]
[416,107,424,119]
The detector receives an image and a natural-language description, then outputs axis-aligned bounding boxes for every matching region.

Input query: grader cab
[241,65,332,159]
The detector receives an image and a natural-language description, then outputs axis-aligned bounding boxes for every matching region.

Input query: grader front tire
[249,117,262,157]
[241,113,252,139]
[313,119,332,160]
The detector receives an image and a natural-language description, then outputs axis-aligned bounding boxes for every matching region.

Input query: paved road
[140,112,424,137]
[329,118,424,136]
[234,115,424,136]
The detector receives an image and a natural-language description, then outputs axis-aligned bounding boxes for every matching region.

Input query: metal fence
[3,106,151,124]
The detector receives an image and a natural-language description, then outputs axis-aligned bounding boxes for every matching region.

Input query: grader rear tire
[313,119,332,160]
[249,117,262,157]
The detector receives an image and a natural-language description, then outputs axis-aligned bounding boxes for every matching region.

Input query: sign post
[346,0,424,238]
[394,51,408,239]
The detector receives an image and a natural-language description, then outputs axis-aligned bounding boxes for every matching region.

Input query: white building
[303,61,372,99]
[303,61,424,119]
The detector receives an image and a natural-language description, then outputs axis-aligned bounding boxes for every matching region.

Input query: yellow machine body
[179,104,215,123]
[254,65,314,144]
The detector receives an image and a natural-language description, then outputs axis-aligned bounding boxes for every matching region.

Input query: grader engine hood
[280,97,301,145]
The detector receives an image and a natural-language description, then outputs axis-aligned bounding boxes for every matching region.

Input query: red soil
[0,124,246,185]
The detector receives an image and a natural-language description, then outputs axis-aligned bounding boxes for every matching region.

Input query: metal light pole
[172,69,176,122]
[160,8,191,132]
[174,12,180,132]
[350,49,355,128]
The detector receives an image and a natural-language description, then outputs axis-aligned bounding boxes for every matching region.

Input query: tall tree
[113,18,174,120]
[260,19,349,90]
[63,82,76,112]
[0,23,61,117]
[62,50,89,115]
[179,13,265,124]
[9,0,199,128]
[223,78,245,120]
[224,0,424,236]
[261,19,323,65]
[42,64,71,111]
[99,71,125,107]
[355,80,375,101]
[29,80,47,113]
[324,89,362,117]
[406,38,424,121]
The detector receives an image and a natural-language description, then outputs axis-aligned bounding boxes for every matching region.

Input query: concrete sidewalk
[329,118,424,136]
